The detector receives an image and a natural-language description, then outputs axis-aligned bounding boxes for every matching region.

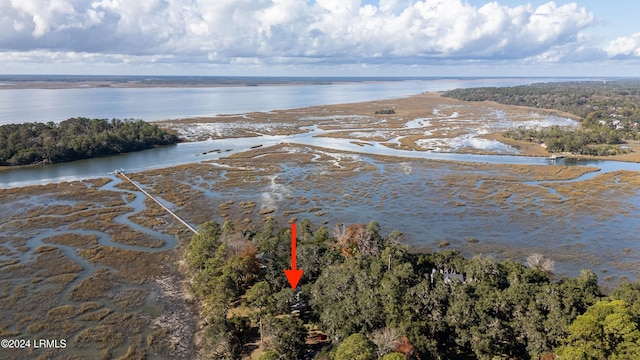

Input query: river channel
[1,80,639,357]
[3,125,639,278]
[3,124,640,188]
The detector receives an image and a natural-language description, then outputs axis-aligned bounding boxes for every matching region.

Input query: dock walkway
[111,169,199,235]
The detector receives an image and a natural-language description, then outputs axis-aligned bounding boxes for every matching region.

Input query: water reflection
[0,78,563,124]
[3,126,640,188]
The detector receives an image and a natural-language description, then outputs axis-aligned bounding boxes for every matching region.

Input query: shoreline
[158,91,640,163]
[0,75,561,90]
[2,80,639,358]
[0,78,430,90]
[1,131,638,358]
[0,80,356,90]
[3,91,640,179]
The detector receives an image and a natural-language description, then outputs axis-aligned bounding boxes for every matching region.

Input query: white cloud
[0,0,608,69]
[606,33,640,58]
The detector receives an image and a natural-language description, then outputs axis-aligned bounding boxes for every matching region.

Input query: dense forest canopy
[185,219,640,359]
[443,81,640,155]
[0,117,178,166]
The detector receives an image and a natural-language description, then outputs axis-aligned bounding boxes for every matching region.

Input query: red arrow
[284,223,304,289]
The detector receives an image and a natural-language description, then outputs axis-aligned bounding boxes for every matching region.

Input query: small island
[0,117,179,166]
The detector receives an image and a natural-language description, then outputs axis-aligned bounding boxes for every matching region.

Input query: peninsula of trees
[185,219,640,359]
[443,81,640,155]
[0,117,178,166]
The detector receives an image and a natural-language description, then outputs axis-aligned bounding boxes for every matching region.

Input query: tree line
[443,81,640,155]
[502,125,628,155]
[185,219,640,359]
[0,117,178,166]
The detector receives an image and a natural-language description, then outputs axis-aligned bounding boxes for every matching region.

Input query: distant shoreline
[0,80,352,90]
[0,75,605,90]
[0,75,428,90]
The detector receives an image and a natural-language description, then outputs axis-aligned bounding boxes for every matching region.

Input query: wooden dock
[112,169,199,235]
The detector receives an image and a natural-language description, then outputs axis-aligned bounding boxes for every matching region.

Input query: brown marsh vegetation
[160,91,640,163]
[2,93,640,358]
[0,178,197,359]
[121,143,639,283]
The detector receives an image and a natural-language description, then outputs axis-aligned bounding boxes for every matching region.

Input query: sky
[1,0,639,77]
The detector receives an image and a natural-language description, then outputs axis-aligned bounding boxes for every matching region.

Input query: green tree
[263,316,307,360]
[335,333,376,360]
[556,299,640,359]
[258,350,279,360]
[310,258,384,341]
[186,220,628,359]
[203,318,242,359]
[186,221,222,271]
[611,282,640,320]
[381,353,407,360]
[222,219,235,236]
[246,281,275,347]
[246,281,274,313]
[0,117,178,166]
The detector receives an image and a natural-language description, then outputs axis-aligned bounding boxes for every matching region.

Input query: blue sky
[1,0,639,76]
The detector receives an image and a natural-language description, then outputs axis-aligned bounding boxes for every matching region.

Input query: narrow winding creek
[2,123,640,283]
[0,174,189,359]
[1,82,639,357]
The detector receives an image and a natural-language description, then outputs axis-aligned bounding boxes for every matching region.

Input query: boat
[548,154,565,160]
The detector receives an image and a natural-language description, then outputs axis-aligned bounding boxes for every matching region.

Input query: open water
[0,77,563,125]
[0,77,637,283]
[2,77,636,359]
